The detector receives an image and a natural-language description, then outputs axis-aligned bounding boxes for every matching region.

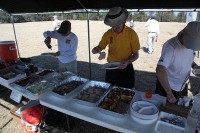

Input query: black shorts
[105,63,135,89]
[155,78,188,99]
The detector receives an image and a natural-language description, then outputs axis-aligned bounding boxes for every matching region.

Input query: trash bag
[39,108,68,133]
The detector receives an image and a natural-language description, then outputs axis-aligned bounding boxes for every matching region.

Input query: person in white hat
[52,15,61,30]
[92,7,140,89]
[156,21,200,103]
[145,13,159,54]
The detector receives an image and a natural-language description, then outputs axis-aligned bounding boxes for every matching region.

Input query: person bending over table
[92,7,140,89]
[43,20,78,74]
[156,21,200,103]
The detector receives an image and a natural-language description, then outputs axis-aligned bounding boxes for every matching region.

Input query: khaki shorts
[59,60,77,75]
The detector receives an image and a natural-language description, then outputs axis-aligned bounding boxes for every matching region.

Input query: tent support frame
[11,15,21,59]
[77,0,92,80]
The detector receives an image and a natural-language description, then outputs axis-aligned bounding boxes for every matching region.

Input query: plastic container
[155,120,185,133]
[0,41,18,61]
[21,105,43,133]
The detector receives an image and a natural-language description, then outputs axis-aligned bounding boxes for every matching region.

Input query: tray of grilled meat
[12,75,41,88]
[73,80,111,107]
[0,67,26,85]
[52,76,88,98]
[98,86,135,117]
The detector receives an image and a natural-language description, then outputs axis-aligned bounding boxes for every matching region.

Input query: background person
[130,19,134,28]
[145,14,159,54]
[186,11,198,24]
[156,21,200,103]
[43,20,78,74]
[92,7,140,89]
[52,15,61,30]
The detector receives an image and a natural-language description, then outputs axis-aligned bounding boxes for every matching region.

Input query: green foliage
[175,12,186,22]
[132,12,147,21]
[0,9,198,23]
[158,12,175,22]
[0,10,10,23]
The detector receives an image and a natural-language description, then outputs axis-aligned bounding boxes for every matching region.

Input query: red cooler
[0,41,18,61]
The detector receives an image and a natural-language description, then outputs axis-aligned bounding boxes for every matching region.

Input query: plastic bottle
[185,93,200,133]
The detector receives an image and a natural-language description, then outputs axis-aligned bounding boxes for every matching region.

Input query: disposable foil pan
[73,80,111,107]
[98,86,135,118]
[35,69,55,78]
[0,67,26,85]
[26,80,54,96]
[48,71,75,85]
[51,76,88,98]
[12,75,42,88]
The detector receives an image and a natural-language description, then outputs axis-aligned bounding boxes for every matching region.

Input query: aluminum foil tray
[12,75,42,88]
[0,67,26,85]
[48,71,75,85]
[51,76,88,98]
[73,80,111,107]
[98,86,135,118]
[9,75,44,100]
[155,111,186,133]
[26,80,54,96]
[35,69,55,78]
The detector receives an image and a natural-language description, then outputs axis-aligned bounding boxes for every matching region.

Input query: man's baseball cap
[58,20,71,34]
[182,21,200,50]
[150,14,156,19]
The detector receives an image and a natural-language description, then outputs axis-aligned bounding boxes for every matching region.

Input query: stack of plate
[130,101,159,124]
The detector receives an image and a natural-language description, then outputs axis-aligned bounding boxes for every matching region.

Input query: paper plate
[130,101,159,120]
[101,62,120,70]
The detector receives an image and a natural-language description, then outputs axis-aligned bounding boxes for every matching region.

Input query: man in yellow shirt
[92,7,140,88]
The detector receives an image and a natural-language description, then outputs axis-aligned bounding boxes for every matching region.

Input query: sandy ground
[0,20,200,133]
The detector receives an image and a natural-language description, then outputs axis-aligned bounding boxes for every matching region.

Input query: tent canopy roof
[0,0,200,14]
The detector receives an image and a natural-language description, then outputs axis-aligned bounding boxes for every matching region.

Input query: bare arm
[118,51,139,69]
[156,65,177,103]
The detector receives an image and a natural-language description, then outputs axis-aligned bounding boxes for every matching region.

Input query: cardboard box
[10,104,23,124]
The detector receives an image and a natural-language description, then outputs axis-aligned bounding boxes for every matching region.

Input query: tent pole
[11,15,21,59]
[76,0,92,80]
[86,13,92,80]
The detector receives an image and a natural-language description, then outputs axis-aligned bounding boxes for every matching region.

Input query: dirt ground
[0,20,200,133]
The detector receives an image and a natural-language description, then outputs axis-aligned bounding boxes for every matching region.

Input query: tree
[160,12,175,22]
[0,9,10,23]
[176,12,186,22]
[133,12,147,22]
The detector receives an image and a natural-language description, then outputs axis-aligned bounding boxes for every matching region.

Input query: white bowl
[130,101,159,120]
